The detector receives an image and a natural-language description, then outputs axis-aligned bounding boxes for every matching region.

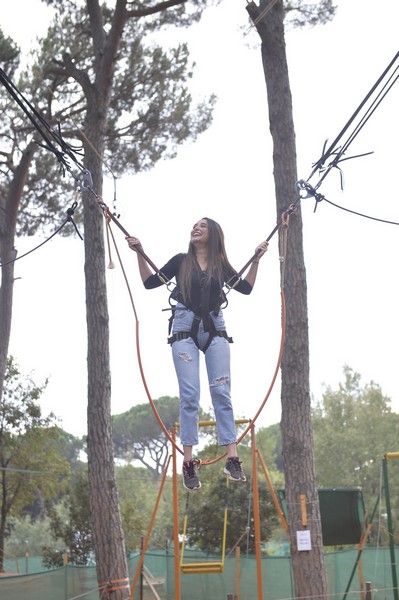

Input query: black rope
[298,180,399,226]
[3,48,398,283]
[0,67,85,181]
[0,68,172,281]
[65,200,84,239]
[319,197,399,226]
[294,52,399,228]
[308,51,399,190]
[0,202,83,268]
[228,56,399,288]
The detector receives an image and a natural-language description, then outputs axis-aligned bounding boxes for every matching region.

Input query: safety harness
[166,282,233,354]
[167,310,233,354]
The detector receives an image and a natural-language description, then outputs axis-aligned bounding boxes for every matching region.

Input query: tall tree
[0,32,34,409]
[246,1,335,597]
[33,1,217,596]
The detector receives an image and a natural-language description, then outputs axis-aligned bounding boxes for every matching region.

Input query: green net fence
[1,546,398,600]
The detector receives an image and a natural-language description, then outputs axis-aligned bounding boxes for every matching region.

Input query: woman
[127,218,268,491]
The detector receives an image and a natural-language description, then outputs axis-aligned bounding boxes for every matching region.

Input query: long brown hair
[178,218,236,305]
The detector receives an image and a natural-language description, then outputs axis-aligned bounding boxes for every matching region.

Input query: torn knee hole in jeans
[210,375,229,387]
[177,351,192,362]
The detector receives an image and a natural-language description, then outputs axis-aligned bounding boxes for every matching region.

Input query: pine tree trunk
[0,142,36,573]
[0,143,36,405]
[77,3,130,596]
[84,99,129,599]
[246,2,327,597]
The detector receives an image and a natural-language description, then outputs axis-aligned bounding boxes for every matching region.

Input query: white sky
[2,0,399,439]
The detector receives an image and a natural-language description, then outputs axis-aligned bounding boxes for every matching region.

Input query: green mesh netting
[1,547,398,600]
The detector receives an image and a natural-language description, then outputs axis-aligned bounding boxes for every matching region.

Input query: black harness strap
[167,310,233,354]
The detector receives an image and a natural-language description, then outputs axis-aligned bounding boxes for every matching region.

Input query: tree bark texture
[82,2,129,596]
[84,102,129,599]
[246,2,327,598]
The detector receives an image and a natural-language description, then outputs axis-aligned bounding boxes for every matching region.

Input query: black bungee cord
[0,67,172,284]
[288,50,399,229]
[231,50,399,291]
[0,69,145,266]
[0,67,84,179]
[0,66,88,268]
[0,201,83,268]
[306,51,399,193]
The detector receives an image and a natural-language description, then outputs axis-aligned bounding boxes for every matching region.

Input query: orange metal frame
[130,421,288,600]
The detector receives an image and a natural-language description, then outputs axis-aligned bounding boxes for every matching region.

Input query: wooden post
[251,424,263,600]
[63,552,68,600]
[141,537,147,600]
[235,546,240,600]
[172,426,181,600]
[383,455,399,600]
[358,546,364,600]
[365,581,372,600]
[299,494,308,526]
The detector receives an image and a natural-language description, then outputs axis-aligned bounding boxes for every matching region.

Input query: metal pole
[342,492,380,600]
[256,449,288,533]
[235,547,240,600]
[251,424,263,600]
[172,427,181,600]
[383,455,399,600]
[140,537,144,600]
[365,581,372,600]
[129,456,171,600]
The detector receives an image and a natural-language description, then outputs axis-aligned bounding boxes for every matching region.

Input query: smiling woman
[126,217,268,490]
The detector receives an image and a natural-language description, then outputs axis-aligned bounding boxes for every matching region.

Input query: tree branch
[60,53,93,99]
[86,0,106,59]
[126,0,187,18]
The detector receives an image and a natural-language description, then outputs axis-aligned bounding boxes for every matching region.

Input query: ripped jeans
[171,303,237,447]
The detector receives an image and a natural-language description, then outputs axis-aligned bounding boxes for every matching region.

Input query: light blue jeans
[171,303,237,447]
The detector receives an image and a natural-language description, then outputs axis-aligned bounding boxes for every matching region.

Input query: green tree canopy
[184,473,279,554]
[43,462,174,564]
[0,356,70,571]
[312,366,399,515]
[16,1,216,233]
[116,463,173,554]
[112,396,212,478]
[256,422,284,473]
[0,29,19,72]
[43,464,93,568]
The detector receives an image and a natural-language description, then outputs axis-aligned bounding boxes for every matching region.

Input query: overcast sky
[2,0,399,439]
